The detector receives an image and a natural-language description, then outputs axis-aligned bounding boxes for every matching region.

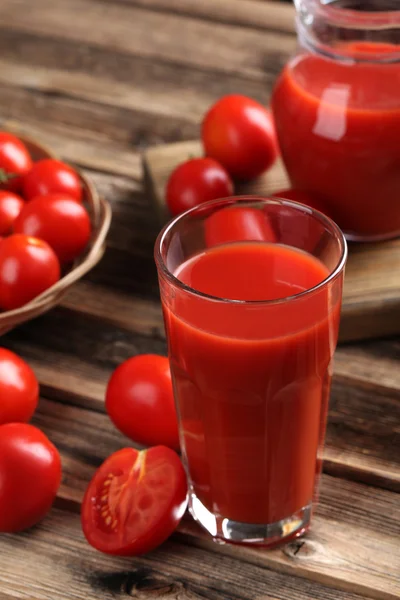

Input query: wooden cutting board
[143,140,400,343]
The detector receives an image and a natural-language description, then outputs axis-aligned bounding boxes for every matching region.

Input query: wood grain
[0,29,281,129]
[27,396,399,600]
[143,140,400,343]
[0,0,296,80]
[108,0,296,34]
[3,305,399,492]
[0,508,370,600]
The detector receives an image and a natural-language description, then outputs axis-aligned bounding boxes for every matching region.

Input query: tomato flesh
[81,446,187,556]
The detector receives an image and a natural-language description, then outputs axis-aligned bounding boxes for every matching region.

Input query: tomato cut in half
[81,446,187,556]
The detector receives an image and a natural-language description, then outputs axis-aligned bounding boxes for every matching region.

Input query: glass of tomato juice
[155,197,347,546]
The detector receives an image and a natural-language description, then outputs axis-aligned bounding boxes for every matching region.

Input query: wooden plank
[143,140,400,343]
[0,81,197,163]
[0,509,369,600]
[1,117,142,179]
[111,0,296,34]
[0,0,296,81]
[29,397,399,600]
[0,28,280,123]
[3,303,399,492]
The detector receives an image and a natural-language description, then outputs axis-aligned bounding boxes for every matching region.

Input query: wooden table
[0,1,399,599]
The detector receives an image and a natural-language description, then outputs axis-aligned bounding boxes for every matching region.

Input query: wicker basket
[0,135,112,336]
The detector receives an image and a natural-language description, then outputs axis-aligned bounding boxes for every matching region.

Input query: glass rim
[295,1,400,29]
[154,196,348,307]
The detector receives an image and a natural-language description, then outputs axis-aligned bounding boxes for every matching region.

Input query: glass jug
[271,1,400,241]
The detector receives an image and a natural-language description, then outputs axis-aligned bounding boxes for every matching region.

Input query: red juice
[162,241,342,525]
[272,44,400,240]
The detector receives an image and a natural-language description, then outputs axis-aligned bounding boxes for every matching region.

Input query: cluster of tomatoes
[0,132,91,311]
[0,95,327,558]
[165,94,324,218]
[0,348,185,556]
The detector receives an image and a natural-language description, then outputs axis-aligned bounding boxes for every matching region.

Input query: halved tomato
[81,446,187,556]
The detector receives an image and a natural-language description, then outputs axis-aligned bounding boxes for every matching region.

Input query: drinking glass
[155,197,347,546]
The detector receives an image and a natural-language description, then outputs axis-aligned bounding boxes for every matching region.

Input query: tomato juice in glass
[155,198,347,546]
[271,0,400,242]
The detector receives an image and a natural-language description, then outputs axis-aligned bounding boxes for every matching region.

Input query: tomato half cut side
[81,446,187,556]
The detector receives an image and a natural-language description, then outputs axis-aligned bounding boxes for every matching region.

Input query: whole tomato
[0,190,24,235]
[81,446,187,555]
[166,157,233,216]
[0,348,39,426]
[23,159,82,202]
[14,194,91,264]
[205,205,276,247]
[0,234,60,311]
[202,95,279,181]
[0,423,62,532]
[0,132,32,192]
[106,354,179,450]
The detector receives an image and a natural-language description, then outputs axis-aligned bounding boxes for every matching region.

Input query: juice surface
[271,44,400,239]
[163,242,341,524]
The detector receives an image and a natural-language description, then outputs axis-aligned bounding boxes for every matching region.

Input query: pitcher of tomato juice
[155,197,347,546]
[271,0,400,242]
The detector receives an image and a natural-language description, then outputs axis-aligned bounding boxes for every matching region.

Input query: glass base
[188,492,312,547]
[345,229,400,243]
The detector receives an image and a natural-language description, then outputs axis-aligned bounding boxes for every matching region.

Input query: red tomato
[23,159,82,202]
[81,445,187,555]
[0,348,39,425]
[166,158,233,216]
[274,189,331,217]
[0,423,61,532]
[0,234,60,311]
[106,355,179,450]
[205,205,276,247]
[202,95,279,180]
[0,132,32,192]
[14,194,91,264]
[0,190,24,235]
